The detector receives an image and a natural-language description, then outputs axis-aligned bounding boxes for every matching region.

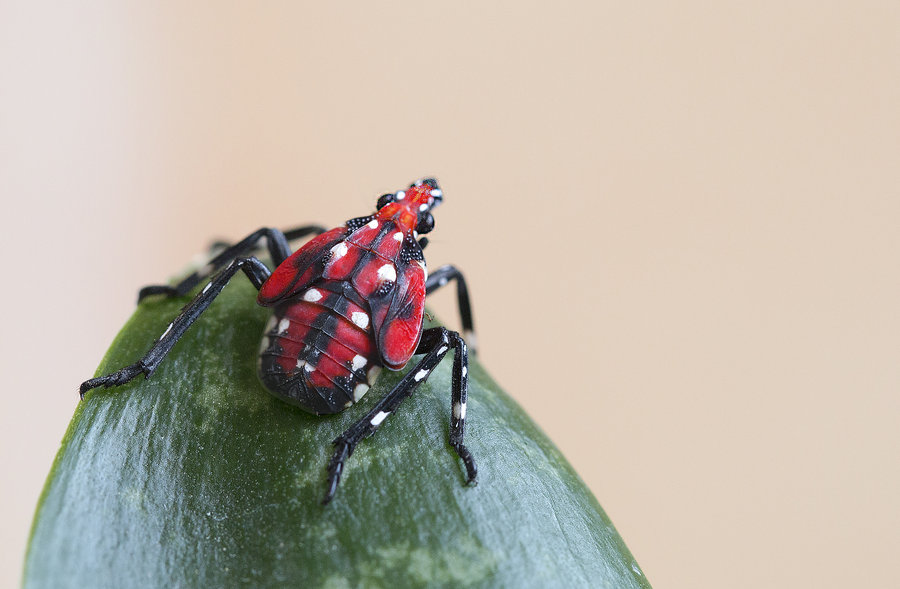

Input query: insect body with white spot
[80,178,479,505]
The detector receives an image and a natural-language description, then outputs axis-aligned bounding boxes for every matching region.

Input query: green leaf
[24,277,650,588]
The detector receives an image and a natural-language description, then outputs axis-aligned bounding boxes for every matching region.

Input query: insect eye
[416,213,435,234]
[376,193,395,209]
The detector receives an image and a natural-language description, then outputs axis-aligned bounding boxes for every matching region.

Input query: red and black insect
[79,178,477,504]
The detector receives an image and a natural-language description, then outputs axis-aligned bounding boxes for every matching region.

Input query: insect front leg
[137,225,326,303]
[80,257,272,399]
[424,265,477,354]
[322,326,476,505]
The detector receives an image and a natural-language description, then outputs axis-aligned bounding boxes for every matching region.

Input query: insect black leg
[80,257,272,399]
[424,265,477,354]
[206,240,232,253]
[137,225,326,303]
[281,224,329,242]
[204,224,328,273]
[323,327,476,504]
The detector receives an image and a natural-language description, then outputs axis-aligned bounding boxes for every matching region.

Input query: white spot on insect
[419,203,428,212]
[453,401,467,420]
[416,260,427,281]
[353,383,369,402]
[278,318,290,333]
[295,359,306,370]
[351,355,367,371]
[304,362,315,372]
[393,231,404,242]
[367,366,382,382]
[202,282,212,294]
[396,190,406,200]
[344,400,353,408]
[431,188,442,198]
[367,219,378,229]
[461,366,468,379]
[303,288,322,302]
[437,345,448,355]
[377,263,397,283]
[351,312,369,329]
[330,241,348,259]
[370,411,390,426]
[414,369,429,382]
[159,323,173,341]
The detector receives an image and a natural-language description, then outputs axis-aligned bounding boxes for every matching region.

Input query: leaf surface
[25,278,650,589]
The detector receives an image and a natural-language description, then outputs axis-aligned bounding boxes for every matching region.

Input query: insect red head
[375,178,443,234]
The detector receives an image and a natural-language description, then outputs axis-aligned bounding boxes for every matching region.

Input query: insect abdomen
[258,281,380,415]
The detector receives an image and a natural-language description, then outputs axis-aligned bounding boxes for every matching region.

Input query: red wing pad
[321,240,364,282]
[370,260,426,369]
[257,227,348,306]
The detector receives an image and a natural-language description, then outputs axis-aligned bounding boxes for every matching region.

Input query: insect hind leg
[80,257,272,399]
[137,225,326,303]
[208,224,328,255]
[322,327,476,505]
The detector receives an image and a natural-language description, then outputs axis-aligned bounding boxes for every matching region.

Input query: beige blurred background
[2,2,898,588]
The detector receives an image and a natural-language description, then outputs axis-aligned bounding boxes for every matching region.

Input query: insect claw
[322,467,341,505]
[323,457,345,505]
[78,378,99,399]
[79,363,148,400]
[323,441,352,505]
[451,442,478,484]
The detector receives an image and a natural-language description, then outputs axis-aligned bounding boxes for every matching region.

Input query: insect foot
[79,362,147,399]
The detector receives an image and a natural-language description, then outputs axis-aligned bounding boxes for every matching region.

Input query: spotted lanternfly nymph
[79,178,478,504]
